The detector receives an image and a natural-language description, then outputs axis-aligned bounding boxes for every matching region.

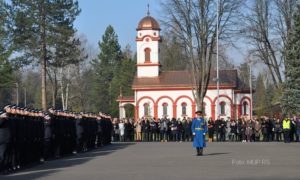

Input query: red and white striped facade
[117,15,252,121]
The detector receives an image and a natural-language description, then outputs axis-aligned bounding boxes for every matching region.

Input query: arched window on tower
[144,103,150,116]
[162,103,168,116]
[181,102,187,116]
[220,102,226,115]
[144,48,151,63]
[243,101,248,115]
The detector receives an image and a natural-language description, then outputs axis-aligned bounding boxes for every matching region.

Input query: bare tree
[241,0,298,89]
[273,0,298,68]
[161,0,242,110]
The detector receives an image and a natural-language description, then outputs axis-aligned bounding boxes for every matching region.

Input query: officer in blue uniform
[191,110,207,156]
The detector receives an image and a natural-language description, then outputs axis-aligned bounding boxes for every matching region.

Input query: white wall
[136,30,159,65]
[136,89,235,119]
[137,66,159,77]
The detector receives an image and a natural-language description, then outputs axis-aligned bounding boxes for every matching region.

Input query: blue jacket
[191,117,207,148]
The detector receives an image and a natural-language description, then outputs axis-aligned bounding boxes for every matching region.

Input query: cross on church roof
[147,3,150,16]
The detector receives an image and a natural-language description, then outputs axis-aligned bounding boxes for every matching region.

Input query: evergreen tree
[91,25,122,113]
[282,5,300,116]
[110,47,136,117]
[11,0,80,110]
[0,0,14,108]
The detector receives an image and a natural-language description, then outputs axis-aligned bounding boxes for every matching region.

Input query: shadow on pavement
[204,152,230,156]
[0,142,135,180]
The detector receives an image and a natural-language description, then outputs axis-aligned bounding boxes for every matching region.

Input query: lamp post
[15,82,19,106]
[249,60,253,119]
[216,0,220,120]
[24,87,27,107]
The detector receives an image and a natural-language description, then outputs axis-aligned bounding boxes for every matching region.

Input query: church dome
[137,16,160,31]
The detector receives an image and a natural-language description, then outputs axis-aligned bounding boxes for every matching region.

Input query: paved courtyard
[1,142,300,180]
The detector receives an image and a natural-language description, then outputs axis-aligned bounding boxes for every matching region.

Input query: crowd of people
[112,117,300,143]
[0,105,112,174]
[1,104,300,173]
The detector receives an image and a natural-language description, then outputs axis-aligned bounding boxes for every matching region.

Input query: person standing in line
[295,118,300,142]
[134,120,142,142]
[191,111,207,156]
[290,117,296,142]
[207,118,214,142]
[229,120,237,142]
[254,119,261,142]
[177,120,183,142]
[274,119,282,142]
[170,118,178,142]
[0,112,10,171]
[245,119,253,142]
[119,120,125,142]
[282,118,291,143]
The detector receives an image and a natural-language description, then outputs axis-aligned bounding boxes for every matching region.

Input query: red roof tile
[132,70,240,89]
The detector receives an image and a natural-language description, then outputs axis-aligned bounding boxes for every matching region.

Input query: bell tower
[136,10,161,78]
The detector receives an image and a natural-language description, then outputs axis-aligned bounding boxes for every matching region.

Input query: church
[117,14,252,121]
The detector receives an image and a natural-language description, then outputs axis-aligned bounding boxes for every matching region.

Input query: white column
[119,105,126,119]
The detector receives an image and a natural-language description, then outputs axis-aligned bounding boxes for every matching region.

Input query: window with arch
[162,103,168,116]
[243,101,248,115]
[181,102,187,115]
[144,103,150,116]
[220,102,226,115]
[144,48,151,63]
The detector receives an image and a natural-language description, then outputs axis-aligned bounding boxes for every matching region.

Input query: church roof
[136,15,160,31]
[132,70,251,91]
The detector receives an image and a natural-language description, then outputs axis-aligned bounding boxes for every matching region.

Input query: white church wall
[156,97,174,119]
[137,30,160,39]
[136,89,235,119]
[137,38,159,64]
[137,66,159,77]
[175,96,193,118]
[137,97,155,118]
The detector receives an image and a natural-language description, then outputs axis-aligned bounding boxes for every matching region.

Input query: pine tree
[11,0,80,110]
[91,25,123,113]
[0,0,14,108]
[110,46,136,117]
[282,5,300,116]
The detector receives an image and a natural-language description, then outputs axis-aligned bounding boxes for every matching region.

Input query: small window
[163,103,168,116]
[144,103,150,116]
[220,102,226,115]
[243,101,248,115]
[144,48,151,63]
[181,102,187,115]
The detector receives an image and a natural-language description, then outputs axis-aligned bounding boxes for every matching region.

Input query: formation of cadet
[112,116,300,143]
[0,105,112,174]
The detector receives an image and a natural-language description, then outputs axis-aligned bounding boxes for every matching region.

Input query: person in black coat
[215,118,222,141]
[229,120,237,141]
[177,120,183,142]
[207,118,215,142]
[0,111,10,172]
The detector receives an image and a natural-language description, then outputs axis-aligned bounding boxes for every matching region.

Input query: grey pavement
[1,142,300,180]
